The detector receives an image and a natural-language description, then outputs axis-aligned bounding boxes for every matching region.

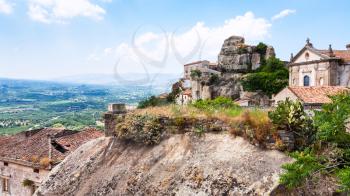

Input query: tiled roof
[318,49,350,62]
[0,128,103,164]
[289,86,350,104]
[182,88,192,96]
[56,128,104,151]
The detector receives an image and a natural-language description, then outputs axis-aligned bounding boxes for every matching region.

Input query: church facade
[289,39,350,87]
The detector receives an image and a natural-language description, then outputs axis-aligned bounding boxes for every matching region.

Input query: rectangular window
[4,162,8,166]
[2,178,9,193]
[33,168,39,173]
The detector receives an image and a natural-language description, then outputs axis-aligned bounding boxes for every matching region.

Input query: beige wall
[272,88,299,106]
[0,161,49,196]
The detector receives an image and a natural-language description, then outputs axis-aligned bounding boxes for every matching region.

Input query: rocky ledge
[35,133,292,196]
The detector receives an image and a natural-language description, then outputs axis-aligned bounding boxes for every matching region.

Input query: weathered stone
[35,134,292,196]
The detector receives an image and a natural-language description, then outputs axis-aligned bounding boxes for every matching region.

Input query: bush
[115,115,164,145]
[314,92,350,145]
[40,157,51,168]
[241,57,288,96]
[192,96,238,110]
[268,99,315,149]
[190,70,202,79]
[255,42,268,56]
[337,167,350,192]
[138,96,168,109]
[22,179,35,187]
[208,74,220,85]
[279,149,323,189]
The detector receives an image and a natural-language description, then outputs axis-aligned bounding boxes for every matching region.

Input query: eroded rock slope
[35,133,291,196]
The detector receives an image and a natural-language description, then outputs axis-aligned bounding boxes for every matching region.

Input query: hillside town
[1,35,350,195]
[175,36,350,109]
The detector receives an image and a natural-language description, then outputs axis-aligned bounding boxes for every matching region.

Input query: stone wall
[0,160,49,196]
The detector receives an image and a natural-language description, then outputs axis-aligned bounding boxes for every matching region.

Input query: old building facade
[289,39,350,87]
[0,128,102,196]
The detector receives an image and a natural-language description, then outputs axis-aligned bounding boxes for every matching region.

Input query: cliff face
[218,36,275,72]
[35,133,291,196]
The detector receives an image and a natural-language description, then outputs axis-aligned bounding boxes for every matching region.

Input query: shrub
[279,149,323,189]
[115,115,164,145]
[255,42,268,56]
[241,57,288,96]
[190,70,202,79]
[314,92,350,145]
[192,96,238,110]
[138,96,168,109]
[337,167,350,192]
[39,157,51,168]
[268,98,315,149]
[208,74,219,85]
[22,179,35,187]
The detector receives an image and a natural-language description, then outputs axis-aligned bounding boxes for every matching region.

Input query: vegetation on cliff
[274,93,350,193]
[241,57,288,96]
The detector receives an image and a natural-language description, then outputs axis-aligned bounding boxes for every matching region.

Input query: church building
[273,39,350,108]
[289,38,350,87]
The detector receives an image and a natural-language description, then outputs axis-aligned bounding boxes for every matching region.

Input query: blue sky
[0,0,349,80]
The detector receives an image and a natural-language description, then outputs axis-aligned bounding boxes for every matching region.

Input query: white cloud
[102,11,272,74]
[0,0,13,15]
[28,0,106,24]
[272,9,296,21]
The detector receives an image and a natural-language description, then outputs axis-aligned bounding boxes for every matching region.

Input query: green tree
[241,57,288,96]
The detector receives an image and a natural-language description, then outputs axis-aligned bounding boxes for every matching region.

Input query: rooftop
[0,128,103,166]
[288,86,350,104]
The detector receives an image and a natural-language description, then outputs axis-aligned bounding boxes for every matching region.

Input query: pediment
[291,47,329,64]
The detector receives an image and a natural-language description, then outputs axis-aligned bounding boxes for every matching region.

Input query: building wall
[338,64,350,86]
[184,61,210,79]
[0,161,49,196]
[272,88,299,106]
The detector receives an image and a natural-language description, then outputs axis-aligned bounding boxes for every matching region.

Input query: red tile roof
[289,86,350,104]
[318,50,350,62]
[56,128,104,151]
[182,88,192,96]
[0,128,103,165]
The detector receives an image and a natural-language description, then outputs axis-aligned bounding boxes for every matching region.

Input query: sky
[0,0,349,80]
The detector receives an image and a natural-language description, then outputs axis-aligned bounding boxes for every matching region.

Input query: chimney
[347,44,350,50]
[329,44,335,57]
[47,134,53,169]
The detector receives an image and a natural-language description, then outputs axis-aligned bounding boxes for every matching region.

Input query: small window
[305,52,310,60]
[292,79,296,85]
[33,168,39,173]
[2,178,9,193]
[304,75,310,86]
[4,162,8,166]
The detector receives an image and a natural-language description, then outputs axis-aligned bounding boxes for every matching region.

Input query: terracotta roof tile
[318,49,350,62]
[0,128,103,164]
[289,86,350,104]
[183,88,192,96]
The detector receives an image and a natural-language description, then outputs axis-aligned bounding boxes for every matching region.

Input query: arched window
[304,75,310,86]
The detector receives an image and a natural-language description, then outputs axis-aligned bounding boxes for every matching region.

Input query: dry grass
[39,157,51,168]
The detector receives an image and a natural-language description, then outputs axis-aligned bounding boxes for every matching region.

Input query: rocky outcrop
[218,36,275,72]
[35,134,292,196]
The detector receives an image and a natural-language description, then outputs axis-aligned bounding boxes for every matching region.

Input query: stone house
[273,86,349,109]
[289,38,350,87]
[0,128,102,196]
[183,60,220,80]
[175,88,192,105]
